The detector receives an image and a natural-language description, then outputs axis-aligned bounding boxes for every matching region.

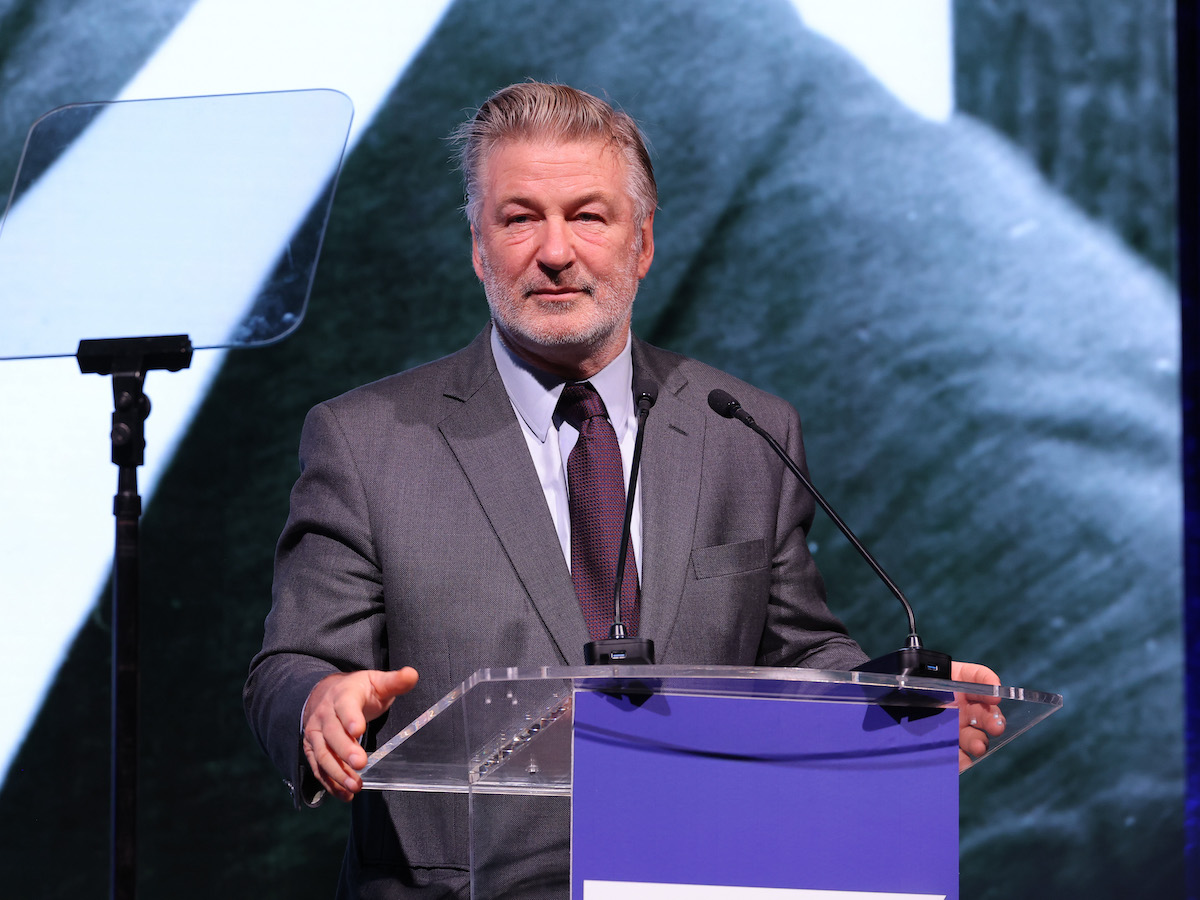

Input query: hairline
[451,83,657,229]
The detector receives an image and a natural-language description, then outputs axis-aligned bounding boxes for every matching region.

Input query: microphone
[584,381,658,665]
[706,388,951,680]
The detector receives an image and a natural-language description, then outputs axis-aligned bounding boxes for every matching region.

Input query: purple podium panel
[570,688,959,899]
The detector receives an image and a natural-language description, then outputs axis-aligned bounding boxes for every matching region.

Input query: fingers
[948,661,1005,772]
[301,667,420,802]
[959,721,992,755]
[302,675,368,800]
[303,724,362,802]
[970,705,1007,737]
[958,725,993,773]
[956,699,1006,771]
[958,748,975,773]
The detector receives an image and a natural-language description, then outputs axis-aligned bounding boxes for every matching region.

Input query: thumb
[951,660,1000,686]
[370,666,420,707]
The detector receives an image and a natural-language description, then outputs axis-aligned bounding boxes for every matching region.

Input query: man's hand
[302,667,420,802]
[951,660,1004,772]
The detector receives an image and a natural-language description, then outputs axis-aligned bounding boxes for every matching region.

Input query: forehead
[478,137,632,205]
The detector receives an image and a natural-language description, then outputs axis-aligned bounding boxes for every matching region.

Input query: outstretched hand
[302,667,420,802]
[951,660,1004,772]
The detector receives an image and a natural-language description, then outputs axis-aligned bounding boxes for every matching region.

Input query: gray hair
[450,82,657,228]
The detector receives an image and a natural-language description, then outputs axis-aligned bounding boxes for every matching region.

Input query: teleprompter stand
[1,90,355,899]
[76,335,192,900]
[360,665,1062,900]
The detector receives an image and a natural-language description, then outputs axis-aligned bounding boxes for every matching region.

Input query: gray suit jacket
[244,327,865,897]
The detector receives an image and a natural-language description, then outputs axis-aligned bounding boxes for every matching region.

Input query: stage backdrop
[0,1,1181,898]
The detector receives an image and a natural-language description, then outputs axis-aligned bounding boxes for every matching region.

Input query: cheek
[578,241,634,276]
[486,237,536,275]
[477,241,513,278]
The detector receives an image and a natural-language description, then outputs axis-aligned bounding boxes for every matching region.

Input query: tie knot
[557,383,608,429]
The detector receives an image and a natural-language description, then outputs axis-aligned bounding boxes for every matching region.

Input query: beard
[478,248,641,358]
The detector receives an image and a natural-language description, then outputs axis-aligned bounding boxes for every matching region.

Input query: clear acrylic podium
[361,665,1061,899]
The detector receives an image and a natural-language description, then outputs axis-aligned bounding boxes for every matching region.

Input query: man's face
[471,138,655,379]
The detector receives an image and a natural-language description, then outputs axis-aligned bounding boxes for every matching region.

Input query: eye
[575,211,605,223]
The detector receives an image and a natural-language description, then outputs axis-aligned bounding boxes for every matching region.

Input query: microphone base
[855,647,953,723]
[854,646,951,679]
[584,637,655,665]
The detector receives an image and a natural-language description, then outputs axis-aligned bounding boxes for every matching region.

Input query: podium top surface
[360,665,1061,795]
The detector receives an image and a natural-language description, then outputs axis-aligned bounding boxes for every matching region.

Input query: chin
[505,313,613,348]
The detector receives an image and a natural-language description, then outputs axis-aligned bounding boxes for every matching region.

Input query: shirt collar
[491,325,635,443]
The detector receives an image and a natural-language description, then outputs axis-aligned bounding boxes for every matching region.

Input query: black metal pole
[109,368,150,900]
[77,335,191,900]
[112,463,141,900]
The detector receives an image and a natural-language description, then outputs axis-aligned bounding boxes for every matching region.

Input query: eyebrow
[495,190,618,212]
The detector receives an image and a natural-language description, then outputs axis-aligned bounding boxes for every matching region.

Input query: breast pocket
[690,538,769,579]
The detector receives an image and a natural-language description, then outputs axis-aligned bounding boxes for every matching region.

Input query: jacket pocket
[690,538,768,579]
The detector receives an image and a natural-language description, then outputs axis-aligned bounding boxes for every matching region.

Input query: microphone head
[634,380,658,410]
[707,388,740,418]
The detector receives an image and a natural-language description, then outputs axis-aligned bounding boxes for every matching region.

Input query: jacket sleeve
[243,400,389,807]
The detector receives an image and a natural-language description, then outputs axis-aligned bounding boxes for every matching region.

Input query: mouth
[528,286,591,301]
[528,286,588,297]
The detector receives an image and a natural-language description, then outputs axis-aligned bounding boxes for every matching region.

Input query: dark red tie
[557,383,640,640]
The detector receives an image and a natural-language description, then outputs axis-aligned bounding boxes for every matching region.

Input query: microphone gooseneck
[707,388,943,675]
[584,381,658,665]
[611,383,657,635]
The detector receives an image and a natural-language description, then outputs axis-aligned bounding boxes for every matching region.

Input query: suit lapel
[633,342,705,660]
[437,331,590,664]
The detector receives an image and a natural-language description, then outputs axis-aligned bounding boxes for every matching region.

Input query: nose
[535,217,574,273]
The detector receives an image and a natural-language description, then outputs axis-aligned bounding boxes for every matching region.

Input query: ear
[636,211,655,279]
[471,225,485,281]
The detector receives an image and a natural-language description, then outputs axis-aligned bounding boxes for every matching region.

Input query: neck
[492,321,629,382]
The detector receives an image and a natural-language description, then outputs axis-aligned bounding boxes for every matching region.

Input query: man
[244,81,1000,898]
